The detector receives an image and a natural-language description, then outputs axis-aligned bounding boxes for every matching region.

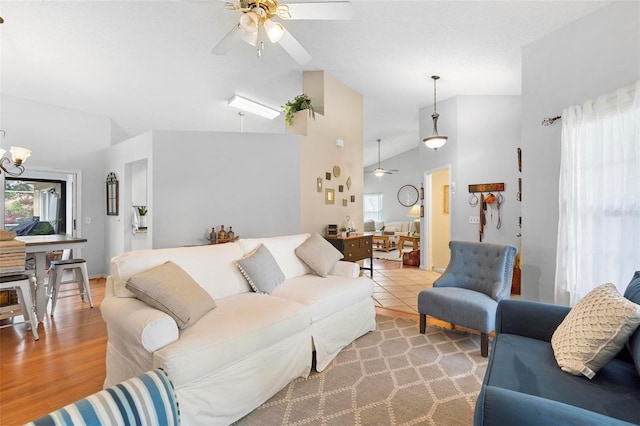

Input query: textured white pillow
[295,232,344,277]
[551,283,640,378]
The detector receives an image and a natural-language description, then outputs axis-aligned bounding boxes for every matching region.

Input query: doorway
[424,167,450,272]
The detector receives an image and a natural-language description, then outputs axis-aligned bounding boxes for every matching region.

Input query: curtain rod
[542,116,562,126]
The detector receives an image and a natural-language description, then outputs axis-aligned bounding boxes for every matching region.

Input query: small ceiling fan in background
[366,139,398,177]
[211,0,353,65]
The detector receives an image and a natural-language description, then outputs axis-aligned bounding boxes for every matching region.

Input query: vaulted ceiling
[0,1,608,166]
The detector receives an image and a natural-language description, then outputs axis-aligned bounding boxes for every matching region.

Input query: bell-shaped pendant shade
[423,76,448,151]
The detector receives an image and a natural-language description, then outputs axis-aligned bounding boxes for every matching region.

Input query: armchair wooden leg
[419,314,426,333]
[481,333,489,357]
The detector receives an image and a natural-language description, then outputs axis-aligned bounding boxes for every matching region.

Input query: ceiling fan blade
[211,24,242,55]
[277,27,312,64]
[280,2,353,20]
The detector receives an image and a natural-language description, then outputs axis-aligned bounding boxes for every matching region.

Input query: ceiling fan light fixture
[264,19,284,43]
[240,11,259,33]
[374,168,385,177]
[228,95,281,119]
[241,28,258,46]
[423,75,448,151]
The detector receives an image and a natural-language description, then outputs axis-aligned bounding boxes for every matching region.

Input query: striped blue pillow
[26,369,179,426]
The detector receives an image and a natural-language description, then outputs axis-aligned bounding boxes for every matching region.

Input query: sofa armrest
[495,299,570,342]
[475,386,635,426]
[329,260,360,278]
[100,293,179,353]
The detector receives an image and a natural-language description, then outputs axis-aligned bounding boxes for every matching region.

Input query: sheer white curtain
[555,81,640,306]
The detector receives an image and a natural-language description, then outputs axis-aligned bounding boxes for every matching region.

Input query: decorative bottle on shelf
[227,226,235,240]
[209,227,217,244]
[218,225,227,241]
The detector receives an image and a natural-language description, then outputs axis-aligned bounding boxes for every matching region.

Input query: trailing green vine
[283,93,315,125]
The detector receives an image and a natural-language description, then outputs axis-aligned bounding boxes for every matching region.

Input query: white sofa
[100,233,376,425]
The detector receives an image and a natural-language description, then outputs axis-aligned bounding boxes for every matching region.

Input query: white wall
[419,96,522,266]
[364,147,423,222]
[1,95,110,277]
[152,131,300,248]
[521,1,640,303]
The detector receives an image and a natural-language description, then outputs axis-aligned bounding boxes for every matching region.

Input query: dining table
[15,234,88,323]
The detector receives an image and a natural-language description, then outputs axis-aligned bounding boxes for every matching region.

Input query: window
[364,193,383,222]
[555,81,639,305]
[4,178,66,235]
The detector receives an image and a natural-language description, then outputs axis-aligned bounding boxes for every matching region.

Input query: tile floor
[366,258,441,314]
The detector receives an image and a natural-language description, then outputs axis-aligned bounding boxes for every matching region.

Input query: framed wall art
[325,188,335,204]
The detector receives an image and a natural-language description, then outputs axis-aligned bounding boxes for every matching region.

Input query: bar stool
[48,259,93,316]
[0,273,39,340]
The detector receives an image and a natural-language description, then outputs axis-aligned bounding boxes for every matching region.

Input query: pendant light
[423,75,448,151]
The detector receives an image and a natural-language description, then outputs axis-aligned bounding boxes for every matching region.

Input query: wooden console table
[324,234,373,277]
[398,235,420,258]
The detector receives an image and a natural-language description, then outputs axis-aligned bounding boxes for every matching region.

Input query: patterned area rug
[236,316,488,425]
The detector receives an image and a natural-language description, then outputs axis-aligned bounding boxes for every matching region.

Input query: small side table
[398,235,420,258]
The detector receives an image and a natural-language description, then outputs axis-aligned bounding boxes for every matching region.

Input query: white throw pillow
[295,232,344,277]
[551,283,640,378]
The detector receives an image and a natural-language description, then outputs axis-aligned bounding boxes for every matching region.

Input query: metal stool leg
[79,263,93,308]
[49,266,65,316]
[6,278,39,341]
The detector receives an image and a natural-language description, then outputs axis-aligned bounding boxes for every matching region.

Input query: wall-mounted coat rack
[468,182,504,193]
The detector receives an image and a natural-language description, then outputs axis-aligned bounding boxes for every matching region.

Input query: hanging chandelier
[423,75,448,151]
[0,130,31,177]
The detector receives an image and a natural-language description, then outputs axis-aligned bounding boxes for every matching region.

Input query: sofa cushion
[486,333,640,423]
[239,234,313,280]
[294,233,343,277]
[272,274,373,322]
[153,293,311,387]
[126,261,217,330]
[418,287,498,334]
[551,283,640,378]
[235,244,285,294]
[623,270,640,374]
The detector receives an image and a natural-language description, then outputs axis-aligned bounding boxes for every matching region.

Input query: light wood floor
[0,260,447,425]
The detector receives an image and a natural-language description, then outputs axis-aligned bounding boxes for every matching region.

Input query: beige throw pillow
[551,283,640,378]
[295,232,344,277]
[126,261,216,329]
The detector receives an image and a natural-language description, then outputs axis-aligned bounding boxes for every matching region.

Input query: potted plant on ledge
[137,206,148,229]
[283,93,315,126]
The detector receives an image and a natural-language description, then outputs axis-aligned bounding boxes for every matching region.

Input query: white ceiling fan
[211,0,352,65]
[366,139,398,177]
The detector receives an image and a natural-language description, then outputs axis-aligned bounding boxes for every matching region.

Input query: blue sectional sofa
[474,272,640,425]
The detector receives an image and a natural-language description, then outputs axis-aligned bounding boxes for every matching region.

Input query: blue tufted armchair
[418,240,518,357]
